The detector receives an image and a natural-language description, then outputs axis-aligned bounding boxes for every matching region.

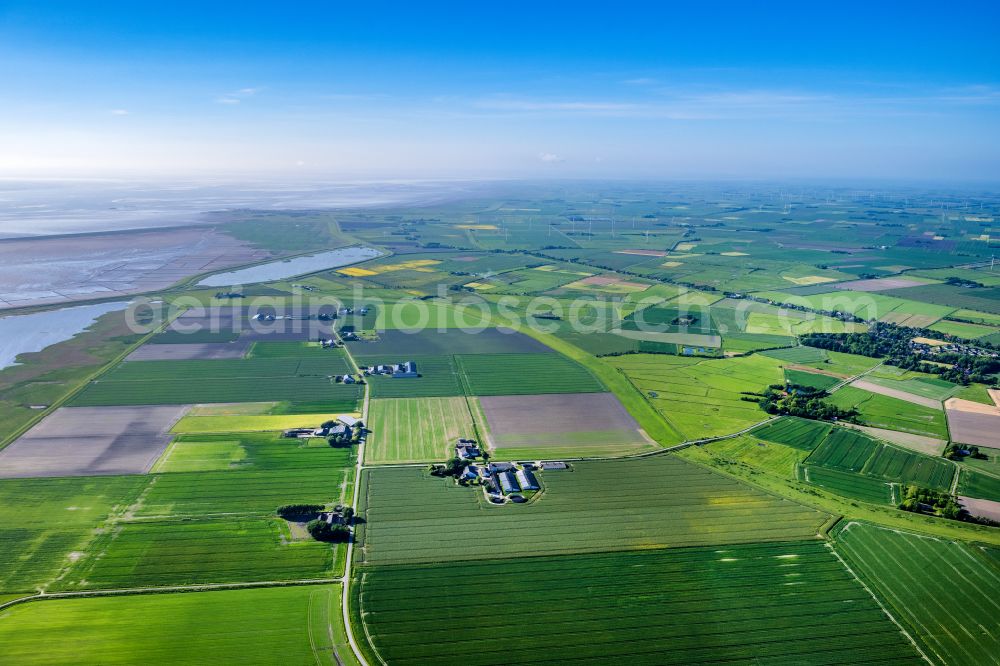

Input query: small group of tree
[276,504,324,520]
[898,485,999,526]
[757,385,858,422]
[944,444,988,461]
[899,485,963,520]
[307,519,351,542]
[429,456,465,478]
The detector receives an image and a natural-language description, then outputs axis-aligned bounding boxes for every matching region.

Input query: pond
[0,301,128,370]
[197,246,384,287]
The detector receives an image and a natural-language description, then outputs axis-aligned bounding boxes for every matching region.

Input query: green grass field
[356,455,827,566]
[51,461,353,590]
[861,374,958,401]
[836,521,1000,666]
[71,358,363,408]
[362,355,466,398]
[151,432,354,473]
[0,476,146,593]
[806,428,880,472]
[797,464,896,505]
[784,368,842,391]
[863,444,955,492]
[0,585,352,665]
[751,417,831,451]
[611,353,783,438]
[760,346,829,364]
[958,468,1000,502]
[827,386,949,439]
[74,376,361,408]
[61,517,341,589]
[356,541,923,666]
[929,319,1000,340]
[366,397,477,464]
[701,434,808,477]
[456,353,605,395]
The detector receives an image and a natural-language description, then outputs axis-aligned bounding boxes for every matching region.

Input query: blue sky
[1,1,998,180]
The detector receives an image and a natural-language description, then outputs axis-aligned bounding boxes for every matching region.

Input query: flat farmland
[356,542,923,666]
[945,398,1000,446]
[959,469,1000,502]
[366,397,477,464]
[0,405,189,478]
[60,517,340,589]
[851,378,950,408]
[864,444,955,492]
[456,353,605,395]
[479,392,654,458]
[133,468,351,517]
[356,456,827,566]
[806,428,879,472]
[361,355,465,398]
[69,356,361,408]
[0,475,145,593]
[760,346,829,364]
[612,353,783,438]
[126,341,250,361]
[836,521,1000,666]
[152,432,354,473]
[751,417,831,451]
[349,327,549,356]
[702,434,807,477]
[785,368,841,391]
[798,465,895,505]
[0,585,348,665]
[170,412,355,434]
[827,386,949,439]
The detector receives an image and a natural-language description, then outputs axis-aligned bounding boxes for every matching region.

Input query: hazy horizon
[2,1,998,181]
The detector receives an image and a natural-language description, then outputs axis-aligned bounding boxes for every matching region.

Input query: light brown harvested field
[479,392,649,451]
[784,364,849,379]
[0,405,190,477]
[850,379,942,409]
[840,423,946,456]
[959,496,1000,523]
[126,341,251,361]
[946,397,1000,416]
[832,277,931,292]
[0,228,270,310]
[945,399,1000,446]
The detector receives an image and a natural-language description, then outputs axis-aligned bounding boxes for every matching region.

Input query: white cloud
[215,87,262,105]
[110,109,129,116]
[539,152,564,163]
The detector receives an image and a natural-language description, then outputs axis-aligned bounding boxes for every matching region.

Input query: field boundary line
[828,526,935,665]
[0,578,344,613]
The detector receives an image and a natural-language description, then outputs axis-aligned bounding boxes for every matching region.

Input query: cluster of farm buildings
[454,438,567,504]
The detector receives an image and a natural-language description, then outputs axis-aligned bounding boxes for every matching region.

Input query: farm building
[497,471,520,493]
[455,439,481,459]
[540,461,568,470]
[460,465,480,482]
[489,462,516,473]
[392,361,418,378]
[516,468,539,491]
[338,415,361,428]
